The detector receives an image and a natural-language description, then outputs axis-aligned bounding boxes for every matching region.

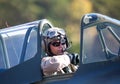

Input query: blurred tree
[10,0,40,21]
[68,0,92,22]
[0,0,92,28]
[0,1,27,28]
[91,0,120,20]
[66,0,92,53]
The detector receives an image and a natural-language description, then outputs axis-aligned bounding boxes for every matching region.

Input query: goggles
[51,41,66,47]
[46,29,65,38]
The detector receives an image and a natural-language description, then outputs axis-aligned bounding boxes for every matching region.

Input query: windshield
[1,26,38,68]
[82,24,120,64]
[1,29,27,67]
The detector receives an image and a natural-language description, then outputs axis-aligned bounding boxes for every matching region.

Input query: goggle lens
[47,29,65,38]
[51,42,66,47]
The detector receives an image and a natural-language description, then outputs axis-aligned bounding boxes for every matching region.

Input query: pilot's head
[42,27,71,56]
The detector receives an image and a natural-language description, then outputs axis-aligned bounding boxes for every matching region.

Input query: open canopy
[81,13,120,64]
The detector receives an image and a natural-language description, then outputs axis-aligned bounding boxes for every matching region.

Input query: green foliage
[91,0,120,19]
[68,43,80,54]
[0,2,26,28]
[0,0,92,27]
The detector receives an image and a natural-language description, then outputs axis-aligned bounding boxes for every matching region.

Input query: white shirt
[41,54,71,76]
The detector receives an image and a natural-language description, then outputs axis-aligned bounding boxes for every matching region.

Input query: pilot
[41,27,79,76]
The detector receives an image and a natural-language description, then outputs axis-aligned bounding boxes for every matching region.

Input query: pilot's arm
[41,55,71,76]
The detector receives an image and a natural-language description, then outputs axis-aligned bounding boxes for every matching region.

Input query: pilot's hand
[67,53,80,65]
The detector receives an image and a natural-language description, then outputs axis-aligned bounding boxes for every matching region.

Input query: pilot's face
[50,40,66,55]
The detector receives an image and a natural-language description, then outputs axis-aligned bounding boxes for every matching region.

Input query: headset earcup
[65,37,71,49]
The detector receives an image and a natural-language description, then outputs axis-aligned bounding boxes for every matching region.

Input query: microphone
[62,48,66,52]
